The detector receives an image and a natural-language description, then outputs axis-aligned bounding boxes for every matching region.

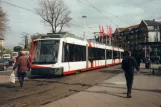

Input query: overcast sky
[1,0,161,49]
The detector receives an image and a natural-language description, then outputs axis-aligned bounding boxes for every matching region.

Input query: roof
[40,32,84,40]
[144,20,161,26]
[116,24,139,32]
[118,28,125,32]
[128,24,139,29]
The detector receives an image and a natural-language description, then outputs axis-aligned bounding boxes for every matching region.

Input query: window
[33,40,59,64]
[113,51,117,59]
[131,31,134,33]
[62,43,86,62]
[148,26,154,30]
[106,49,112,59]
[121,52,124,58]
[88,47,105,60]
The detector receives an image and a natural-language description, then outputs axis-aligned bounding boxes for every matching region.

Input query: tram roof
[40,32,84,40]
[40,32,123,50]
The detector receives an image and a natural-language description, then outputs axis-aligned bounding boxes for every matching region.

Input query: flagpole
[106,25,108,45]
[106,35,107,44]
[102,26,104,43]
[109,26,111,45]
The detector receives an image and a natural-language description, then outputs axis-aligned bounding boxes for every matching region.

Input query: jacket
[13,55,30,72]
[121,56,139,73]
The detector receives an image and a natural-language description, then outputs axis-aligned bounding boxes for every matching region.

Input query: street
[0,66,13,75]
[0,65,122,107]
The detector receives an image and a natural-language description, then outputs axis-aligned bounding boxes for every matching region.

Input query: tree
[30,33,41,40]
[4,49,12,55]
[19,32,29,50]
[13,46,22,52]
[28,33,42,50]
[0,7,7,38]
[36,0,72,33]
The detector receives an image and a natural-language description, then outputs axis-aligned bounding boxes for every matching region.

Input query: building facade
[112,19,161,59]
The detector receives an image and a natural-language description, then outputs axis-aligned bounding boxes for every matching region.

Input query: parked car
[3,58,14,66]
[3,54,11,59]
[0,58,9,70]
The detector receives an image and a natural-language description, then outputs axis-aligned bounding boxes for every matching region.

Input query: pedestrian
[13,51,30,87]
[121,51,140,98]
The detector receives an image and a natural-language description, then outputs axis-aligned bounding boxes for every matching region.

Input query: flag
[106,25,109,36]
[99,24,102,36]
[106,25,108,44]
[109,26,113,37]
[101,26,104,36]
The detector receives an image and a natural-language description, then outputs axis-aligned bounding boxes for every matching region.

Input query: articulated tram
[30,33,124,76]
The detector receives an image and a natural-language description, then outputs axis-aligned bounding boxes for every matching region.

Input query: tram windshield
[33,40,60,64]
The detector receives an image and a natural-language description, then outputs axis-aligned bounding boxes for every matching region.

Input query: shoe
[127,94,131,98]
[20,81,23,87]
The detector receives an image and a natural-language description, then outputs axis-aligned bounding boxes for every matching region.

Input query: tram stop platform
[42,64,161,107]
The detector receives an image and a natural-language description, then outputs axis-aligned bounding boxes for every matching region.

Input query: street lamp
[82,15,87,39]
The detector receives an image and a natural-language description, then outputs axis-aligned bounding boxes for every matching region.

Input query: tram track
[0,65,122,107]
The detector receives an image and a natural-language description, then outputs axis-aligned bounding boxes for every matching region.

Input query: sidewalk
[42,65,161,107]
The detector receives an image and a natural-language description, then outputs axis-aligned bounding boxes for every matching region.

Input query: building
[112,24,139,51]
[112,19,161,59]
[138,19,161,59]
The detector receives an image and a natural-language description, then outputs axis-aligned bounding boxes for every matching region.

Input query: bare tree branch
[35,0,72,33]
[0,7,7,39]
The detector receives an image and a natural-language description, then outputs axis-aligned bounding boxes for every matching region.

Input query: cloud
[1,0,161,48]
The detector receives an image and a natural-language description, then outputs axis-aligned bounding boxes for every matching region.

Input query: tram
[30,33,124,76]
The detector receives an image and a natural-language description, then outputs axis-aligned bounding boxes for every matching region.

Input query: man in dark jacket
[13,51,30,87]
[121,51,139,98]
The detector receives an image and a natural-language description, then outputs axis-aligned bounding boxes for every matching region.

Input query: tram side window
[117,51,120,58]
[106,50,112,59]
[62,43,86,62]
[97,48,105,60]
[88,47,105,60]
[88,47,94,60]
[113,51,117,59]
[92,48,100,60]
[62,43,70,62]
[74,45,86,61]
[121,52,124,58]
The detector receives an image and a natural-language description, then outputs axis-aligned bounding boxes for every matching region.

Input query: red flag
[106,25,109,36]
[110,27,113,37]
[99,25,102,36]
[109,26,112,37]
[102,26,104,36]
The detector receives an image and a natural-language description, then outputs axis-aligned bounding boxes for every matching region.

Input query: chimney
[153,19,155,22]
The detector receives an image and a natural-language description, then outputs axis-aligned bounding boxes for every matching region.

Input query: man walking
[13,51,30,87]
[121,51,139,98]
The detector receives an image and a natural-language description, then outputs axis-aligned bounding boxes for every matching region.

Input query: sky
[1,0,161,49]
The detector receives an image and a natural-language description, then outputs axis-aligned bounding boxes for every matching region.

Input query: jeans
[18,72,26,87]
[124,72,134,94]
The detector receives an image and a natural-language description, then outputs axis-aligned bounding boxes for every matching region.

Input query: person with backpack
[121,51,140,98]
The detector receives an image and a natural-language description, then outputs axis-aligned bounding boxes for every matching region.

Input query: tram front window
[33,40,59,64]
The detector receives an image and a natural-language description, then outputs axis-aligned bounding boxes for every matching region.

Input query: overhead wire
[135,0,154,17]
[1,0,37,14]
[129,0,154,24]
[1,0,93,34]
[76,0,130,26]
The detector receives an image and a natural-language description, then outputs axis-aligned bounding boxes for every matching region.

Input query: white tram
[30,33,124,76]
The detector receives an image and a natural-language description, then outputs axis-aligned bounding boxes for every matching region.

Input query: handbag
[10,71,16,83]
